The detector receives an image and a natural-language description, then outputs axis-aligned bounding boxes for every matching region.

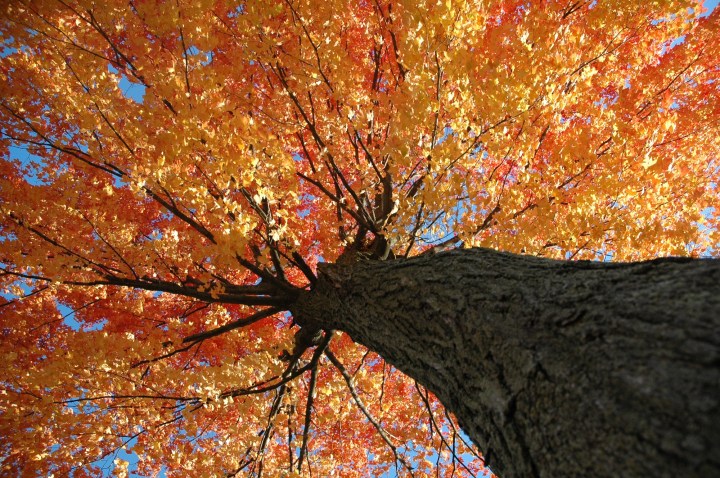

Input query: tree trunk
[290,248,720,478]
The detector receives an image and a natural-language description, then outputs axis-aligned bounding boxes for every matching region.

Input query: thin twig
[325,349,415,477]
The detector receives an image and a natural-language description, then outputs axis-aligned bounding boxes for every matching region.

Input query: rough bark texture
[290,248,720,478]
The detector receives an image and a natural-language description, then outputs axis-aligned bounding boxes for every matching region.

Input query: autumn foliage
[0,0,718,476]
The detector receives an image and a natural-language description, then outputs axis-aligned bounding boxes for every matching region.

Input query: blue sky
[703,0,719,14]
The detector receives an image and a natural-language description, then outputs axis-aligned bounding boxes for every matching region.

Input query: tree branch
[325,349,416,477]
[181,306,283,344]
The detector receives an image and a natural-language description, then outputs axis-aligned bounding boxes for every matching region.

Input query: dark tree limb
[181,306,283,344]
[297,362,318,473]
[293,248,720,478]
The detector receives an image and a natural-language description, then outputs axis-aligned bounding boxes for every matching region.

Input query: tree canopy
[0,0,718,476]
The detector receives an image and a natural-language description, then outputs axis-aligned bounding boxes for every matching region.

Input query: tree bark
[290,248,720,478]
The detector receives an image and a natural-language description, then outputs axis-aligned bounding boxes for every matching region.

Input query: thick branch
[292,249,720,478]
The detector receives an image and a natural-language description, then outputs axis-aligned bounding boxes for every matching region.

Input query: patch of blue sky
[57,300,107,332]
[652,0,716,26]
[201,50,214,66]
[183,44,214,67]
[374,432,493,478]
[79,435,145,477]
[66,367,222,477]
[6,143,49,186]
[0,40,15,57]
[694,206,719,257]
[651,1,717,54]
[668,35,687,49]
[57,301,81,331]
[434,125,454,146]
[701,0,719,17]
[118,75,146,104]
[228,5,246,18]
[109,64,146,104]
[0,282,28,306]
[594,91,619,110]
[0,230,16,243]
[58,399,167,477]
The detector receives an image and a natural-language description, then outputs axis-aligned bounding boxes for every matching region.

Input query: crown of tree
[1,0,718,476]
